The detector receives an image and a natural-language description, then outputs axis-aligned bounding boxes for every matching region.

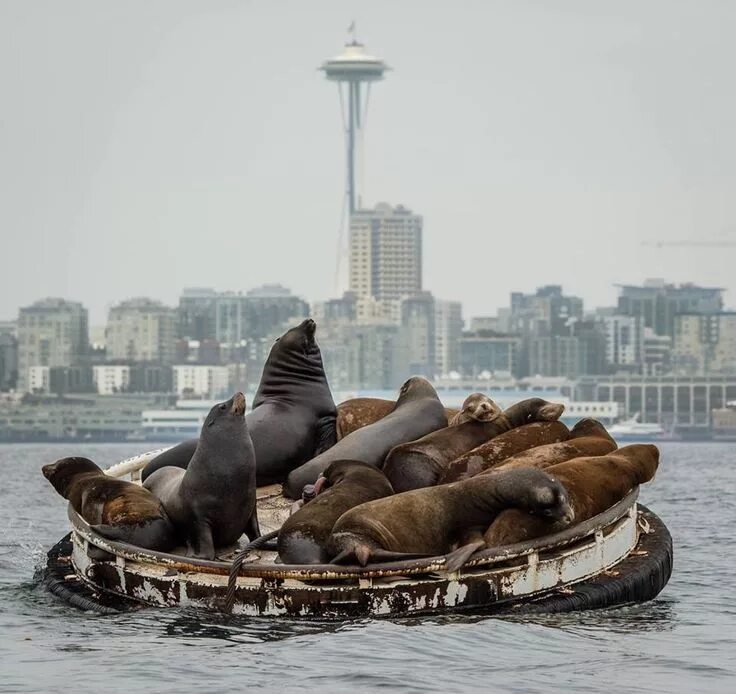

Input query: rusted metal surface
[61,447,645,617]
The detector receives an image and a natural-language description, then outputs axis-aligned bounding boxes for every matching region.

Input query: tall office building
[349,203,423,303]
[616,279,724,339]
[105,298,177,364]
[434,300,463,376]
[17,298,89,391]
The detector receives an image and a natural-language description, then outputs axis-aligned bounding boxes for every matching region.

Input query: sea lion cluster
[41,319,660,568]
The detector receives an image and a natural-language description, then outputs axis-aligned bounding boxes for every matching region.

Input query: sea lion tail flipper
[93,520,177,552]
[443,540,486,573]
[244,507,261,541]
[313,415,338,455]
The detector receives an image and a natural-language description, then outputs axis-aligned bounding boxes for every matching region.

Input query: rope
[223,529,279,613]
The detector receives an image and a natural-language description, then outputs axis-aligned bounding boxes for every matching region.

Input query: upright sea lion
[384,398,565,493]
[143,392,258,559]
[141,319,336,485]
[483,444,660,548]
[494,418,617,472]
[448,393,502,426]
[438,419,570,484]
[278,460,394,564]
[42,457,177,552]
[327,467,573,566]
[283,377,447,499]
[337,397,459,440]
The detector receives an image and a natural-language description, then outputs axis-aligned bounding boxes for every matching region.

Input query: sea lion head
[504,468,574,525]
[526,398,565,422]
[42,456,101,498]
[320,459,390,493]
[570,417,614,442]
[202,392,247,436]
[459,393,502,423]
[396,376,437,404]
[271,318,319,357]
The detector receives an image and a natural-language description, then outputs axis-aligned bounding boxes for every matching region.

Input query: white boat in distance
[608,413,668,442]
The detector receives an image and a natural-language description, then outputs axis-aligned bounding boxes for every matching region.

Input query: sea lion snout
[230,392,246,416]
[302,318,317,336]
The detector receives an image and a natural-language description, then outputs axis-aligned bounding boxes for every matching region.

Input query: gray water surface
[1,443,734,693]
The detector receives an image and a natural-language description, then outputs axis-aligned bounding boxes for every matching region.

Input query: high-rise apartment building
[434,300,463,376]
[17,298,89,391]
[105,298,177,364]
[349,203,422,302]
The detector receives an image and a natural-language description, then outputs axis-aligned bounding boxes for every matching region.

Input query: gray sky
[1,0,734,324]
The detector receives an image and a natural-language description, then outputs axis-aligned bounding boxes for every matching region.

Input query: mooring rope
[224,529,279,613]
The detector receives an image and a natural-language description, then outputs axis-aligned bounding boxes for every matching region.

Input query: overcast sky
[1,0,734,324]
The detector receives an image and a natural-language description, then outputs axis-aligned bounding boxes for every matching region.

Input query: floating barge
[44,448,673,618]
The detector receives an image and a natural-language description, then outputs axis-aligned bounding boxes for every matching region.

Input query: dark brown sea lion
[327,467,573,566]
[141,319,336,485]
[336,397,458,440]
[484,444,660,548]
[448,393,502,426]
[438,419,570,484]
[336,398,395,440]
[384,398,565,493]
[277,460,394,564]
[42,457,177,551]
[283,377,447,499]
[494,418,617,472]
[143,392,259,559]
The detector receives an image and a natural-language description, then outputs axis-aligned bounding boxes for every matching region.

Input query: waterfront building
[509,285,584,339]
[172,365,230,399]
[17,298,89,392]
[616,279,724,339]
[435,300,463,377]
[672,312,736,376]
[106,298,177,364]
[458,332,521,378]
[28,366,50,394]
[244,284,310,339]
[574,373,736,433]
[0,330,18,391]
[400,292,435,378]
[178,288,218,340]
[349,203,422,302]
[93,365,131,395]
[129,364,173,393]
[601,314,642,372]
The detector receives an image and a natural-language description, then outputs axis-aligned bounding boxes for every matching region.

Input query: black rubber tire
[495,505,673,615]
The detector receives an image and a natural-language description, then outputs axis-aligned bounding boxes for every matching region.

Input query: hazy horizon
[2,0,734,324]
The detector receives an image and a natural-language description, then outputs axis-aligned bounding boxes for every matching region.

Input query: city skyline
[2,1,734,324]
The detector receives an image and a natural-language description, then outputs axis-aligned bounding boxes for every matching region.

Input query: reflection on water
[0,442,734,692]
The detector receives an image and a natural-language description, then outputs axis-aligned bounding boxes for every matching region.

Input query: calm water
[1,442,734,693]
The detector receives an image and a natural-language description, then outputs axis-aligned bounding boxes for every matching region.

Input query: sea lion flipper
[443,540,486,573]
[244,507,261,541]
[187,523,215,560]
[313,415,338,455]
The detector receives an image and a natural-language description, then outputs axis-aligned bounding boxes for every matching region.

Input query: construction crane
[642,239,736,248]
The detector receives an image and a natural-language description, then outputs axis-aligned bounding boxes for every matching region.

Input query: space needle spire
[320,24,389,215]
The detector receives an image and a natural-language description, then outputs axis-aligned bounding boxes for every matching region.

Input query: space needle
[320,24,389,215]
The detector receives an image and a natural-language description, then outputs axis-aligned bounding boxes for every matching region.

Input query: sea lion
[141,319,336,485]
[448,393,502,426]
[383,398,565,493]
[327,467,573,566]
[143,392,259,559]
[438,419,570,484]
[495,418,617,472]
[42,457,177,552]
[337,397,458,439]
[278,460,394,564]
[482,444,660,549]
[283,377,447,499]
